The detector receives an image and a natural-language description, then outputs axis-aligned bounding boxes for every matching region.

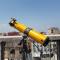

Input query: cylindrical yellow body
[14,21,27,32]
[9,19,49,46]
[28,30,47,44]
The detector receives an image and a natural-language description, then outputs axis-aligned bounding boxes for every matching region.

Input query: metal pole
[57,40,60,60]
[1,41,6,60]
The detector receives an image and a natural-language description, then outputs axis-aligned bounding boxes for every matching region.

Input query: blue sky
[0,0,60,33]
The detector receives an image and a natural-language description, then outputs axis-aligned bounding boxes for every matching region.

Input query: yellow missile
[9,18,50,46]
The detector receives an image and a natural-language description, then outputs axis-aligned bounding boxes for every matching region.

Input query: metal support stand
[57,40,60,60]
[1,41,6,60]
[19,34,31,60]
[22,35,27,60]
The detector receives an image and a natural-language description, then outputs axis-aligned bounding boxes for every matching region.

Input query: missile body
[9,18,49,46]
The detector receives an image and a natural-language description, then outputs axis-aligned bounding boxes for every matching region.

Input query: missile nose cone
[9,18,16,26]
